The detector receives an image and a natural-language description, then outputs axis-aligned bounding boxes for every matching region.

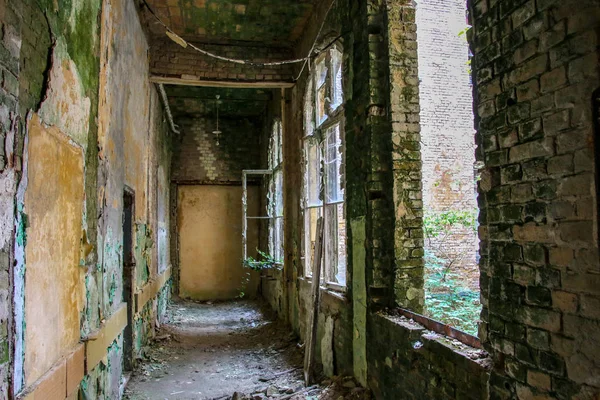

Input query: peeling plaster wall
[23,115,85,387]
[6,0,102,395]
[93,0,173,395]
[1,0,172,397]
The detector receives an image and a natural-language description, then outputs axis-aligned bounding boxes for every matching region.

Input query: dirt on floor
[124,300,371,400]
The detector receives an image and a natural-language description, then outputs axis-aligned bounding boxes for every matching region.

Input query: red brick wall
[149,39,295,82]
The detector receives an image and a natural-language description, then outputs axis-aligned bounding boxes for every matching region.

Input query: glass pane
[269,120,282,169]
[324,203,346,285]
[277,121,283,166]
[304,207,323,277]
[331,48,343,110]
[304,77,315,136]
[305,141,322,207]
[274,217,284,263]
[316,58,328,86]
[274,170,283,217]
[335,202,346,285]
[317,84,327,125]
[316,59,328,125]
[324,124,344,203]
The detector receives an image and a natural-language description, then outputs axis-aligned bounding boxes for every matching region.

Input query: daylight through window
[302,45,346,287]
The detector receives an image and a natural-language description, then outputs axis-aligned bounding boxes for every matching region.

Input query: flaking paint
[23,114,85,386]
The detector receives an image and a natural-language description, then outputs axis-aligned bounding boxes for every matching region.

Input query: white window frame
[268,120,284,263]
[302,44,346,289]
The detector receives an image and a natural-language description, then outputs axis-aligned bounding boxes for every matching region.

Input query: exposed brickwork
[417,0,479,274]
[469,0,600,397]
[387,0,425,311]
[368,312,490,400]
[142,0,316,46]
[17,0,51,115]
[150,39,294,82]
[171,116,263,183]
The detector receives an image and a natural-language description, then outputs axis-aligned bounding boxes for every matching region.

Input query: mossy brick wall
[368,312,490,400]
[469,0,600,398]
[150,39,294,82]
[0,0,21,396]
[386,0,425,311]
[171,116,263,184]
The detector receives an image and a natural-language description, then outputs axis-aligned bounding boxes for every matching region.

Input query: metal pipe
[157,83,180,135]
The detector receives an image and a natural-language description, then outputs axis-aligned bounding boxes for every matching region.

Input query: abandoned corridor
[0,0,599,399]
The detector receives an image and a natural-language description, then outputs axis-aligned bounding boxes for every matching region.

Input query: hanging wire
[293,0,338,81]
[141,0,337,74]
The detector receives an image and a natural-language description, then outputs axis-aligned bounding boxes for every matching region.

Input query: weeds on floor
[424,250,480,336]
[424,210,480,336]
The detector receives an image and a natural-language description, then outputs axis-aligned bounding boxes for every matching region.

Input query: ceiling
[165,86,273,118]
[141,0,318,46]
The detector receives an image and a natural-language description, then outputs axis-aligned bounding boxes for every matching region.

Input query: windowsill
[390,308,482,349]
[375,311,491,371]
[298,276,347,300]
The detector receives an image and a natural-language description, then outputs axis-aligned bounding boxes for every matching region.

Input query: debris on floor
[124,300,371,400]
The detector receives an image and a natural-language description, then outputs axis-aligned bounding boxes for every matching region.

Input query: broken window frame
[267,120,284,264]
[302,44,346,289]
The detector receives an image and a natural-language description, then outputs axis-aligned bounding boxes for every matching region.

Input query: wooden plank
[150,75,295,89]
[17,343,86,400]
[65,343,85,396]
[135,267,172,314]
[85,303,127,373]
[19,359,66,400]
[303,217,324,385]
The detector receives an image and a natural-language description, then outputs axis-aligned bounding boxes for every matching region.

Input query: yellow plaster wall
[24,115,85,386]
[178,185,260,300]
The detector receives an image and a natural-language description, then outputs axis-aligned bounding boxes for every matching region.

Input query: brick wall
[368,312,490,399]
[150,39,294,82]
[417,0,479,273]
[387,0,426,311]
[171,116,263,183]
[469,0,600,397]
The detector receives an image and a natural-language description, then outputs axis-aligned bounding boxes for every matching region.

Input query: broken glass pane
[304,206,323,277]
[324,124,343,204]
[331,48,343,110]
[316,59,328,126]
[305,141,322,207]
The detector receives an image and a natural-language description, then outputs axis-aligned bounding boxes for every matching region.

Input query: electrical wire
[293,0,338,81]
[141,0,337,71]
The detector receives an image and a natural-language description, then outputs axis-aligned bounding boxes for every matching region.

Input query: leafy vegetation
[424,210,480,336]
[243,249,283,271]
[239,249,282,298]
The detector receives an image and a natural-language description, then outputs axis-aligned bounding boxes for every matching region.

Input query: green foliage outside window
[424,209,480,336]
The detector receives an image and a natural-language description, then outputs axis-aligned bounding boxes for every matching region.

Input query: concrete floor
[124,300,306,400]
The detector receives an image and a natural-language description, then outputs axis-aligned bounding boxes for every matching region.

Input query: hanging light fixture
[213,94,222,146]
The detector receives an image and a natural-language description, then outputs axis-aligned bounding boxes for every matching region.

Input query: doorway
[122,188,135,371]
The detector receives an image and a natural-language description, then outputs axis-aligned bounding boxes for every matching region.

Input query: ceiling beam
[150,75,295,89]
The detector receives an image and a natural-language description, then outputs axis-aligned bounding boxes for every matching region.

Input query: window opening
[302,44,346,288]
[416,0,480,336]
